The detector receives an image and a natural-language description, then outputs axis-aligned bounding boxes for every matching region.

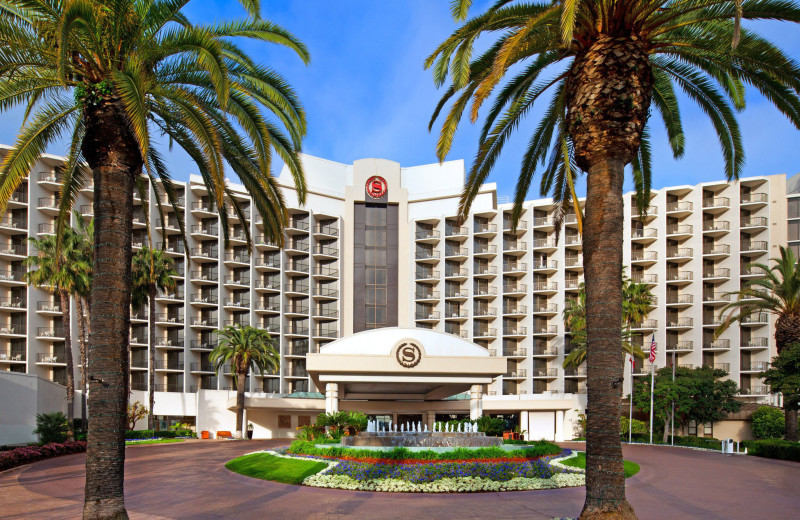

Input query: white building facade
[0,147,792,441]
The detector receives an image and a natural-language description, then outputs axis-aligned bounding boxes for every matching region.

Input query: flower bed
[0,441,87,472]
[254,448,586,493]
[287,440,562,461]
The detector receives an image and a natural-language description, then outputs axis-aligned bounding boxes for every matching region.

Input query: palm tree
[73,212,94,432]
[131,246,177,431]
[427,2,800,517]
[210,325,279,438]
[0,2,308,517]
[563,279,651,369]
[717,246,800,441]
[25,229,90,441]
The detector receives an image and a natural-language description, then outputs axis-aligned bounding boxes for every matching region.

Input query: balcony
[666,224,693,239]
[532,239,557,252]
[666,341,694,352]
[741,313,769,326]
[703,268,730,282]
[474,223,497,236]
[565,235,582,249]
[445,226,468,239]
[416,269,441,283]
[666,270,693,285]
[156,291,185,302]
[741,337,769,350]
[703,220,730,236]
[666,294,693,307]
[190,225,218,239]
[740,241,768,255]
[190,317,217,328]
[37,327,65,340]
[285,284,309,296]
[504,219,528,234]
[158,241,185,255]
[473,244,497,257]
[703,339,730,351]
[564,367,588,377]
[189,248,218,262]
[285,241,310,255]
[666,317,693,330]
[502,326,527,338]
[739,386,770,396]
[631,250,657,265]
[504,369,527,379]
[191,294,218,306]
[631,319,658,330]
[666,201,693,216]
[254,279,280,292]
[502,262,527,274]
[286,219,310,233]
[443,267,466,280]
[190,339,216,351]
[531,282,558,294]
[155,314,184,326]
[503,283,527,296]
[223,298,250,309]
[314,245,339,259]
[533,325,558,336]
[504,304,528,317]
[740,192,768,206]
[445,288,469,300]
[703,244,730,259]
[0,217,27,233]
[314,266,339,279]
[703,292,730,305]
[0,297,24,311]
[473,328,497,339]
[702,197,729,212]
[741,361,769,372]
[532,368,558,378]
[415,229,440,242]
[254,235,279,249]
[224,276,249,288]
[532,347,558,357]
[314,328,338,339]
[473,286,498,298]
[415,250,440,263]
[533,260,558,273]
[631,273,657,286]
[0,350,25,362]
[503,241,527,254]
[445,246,469,260]
[154,360,184,371]
[703,362,730,373]
[415,311,440,322]
[154,384,184,393]
[190,362,216,373]
[531,304,558,315]
[255,302,280,314]
[504,348,527,358]
[740,216,768,232]
[443,309,469,320]
[286,326,309,336]
[285,262,309,276]
[36,353,66,364]
[314,286,339,299]
[666,248,693,263]
[631,228,657,242]
[473,266,498,278]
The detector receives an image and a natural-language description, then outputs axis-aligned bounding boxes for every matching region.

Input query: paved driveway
[0,440,797,519]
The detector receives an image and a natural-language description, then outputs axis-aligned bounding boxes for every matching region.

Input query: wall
[0,371,67,445]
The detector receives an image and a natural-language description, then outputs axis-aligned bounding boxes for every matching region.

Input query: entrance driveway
[0,440,797,519]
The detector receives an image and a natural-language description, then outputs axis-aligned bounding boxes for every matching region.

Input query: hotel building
[0,146,792,441]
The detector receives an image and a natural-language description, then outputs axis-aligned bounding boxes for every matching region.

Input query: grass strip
[226,453,328,485]
[125,438,186,445]
[559,452,640,478]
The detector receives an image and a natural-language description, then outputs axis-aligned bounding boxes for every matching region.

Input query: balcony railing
[473,328,497,337]
[415,250,440,260]
[190,225,218,236]
[474,223,497,234]
[740,193,768,204]
[666,341,693,351]
[503,283,527,293]
[191,294,218,305]
[532,368,558,377]
[702,197,729,208]
[153,360,184,370]
[703,244,730,255]
[445,247,468,257]
[503,262,527,273]
[445,226,468,237]
[0,297,24,309]
[503,241,527,251]
[505,370,527,378]
[473,244,497,255]
[703,221,730,232]
[473,286,497,297]
[666,201,693,212]
[0,350,25,361]
[564,367,588,376]
[666,224,693,235]
[503,327,527,336]
[37,353,65,363]
[667,317,693,327]
[741,361,769,371]
[37,327,65,338]
[667,294,693,305]
[190,339,216,350]
[415,230,440,240]
[666,248,693,259]
[741,241,768,252]
[741,313,769,324]
[741,217,768,228]
[224,276,249,286]
[703,339,730,350]
[631,228,657,239]
[474,266,498,276]
[317,225,339,236]
[532,282,558,292]
[416,311,440,320]
[533,325,558,335]
[0,217,26,229]
[154,384,184,392]
[190,317,217,327]
[739,386,770,396]
[667,270,693,282]
[703,268,730,279]
[505,304,529,314]
[190,248,217,259]
[631,251,657,262]
[224,253,250,264]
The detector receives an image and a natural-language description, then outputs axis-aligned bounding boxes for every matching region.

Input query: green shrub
[33,412,68,444]
[751,406,785,440]
[477,415,505,437]
[287,439,562,461]
[124,429,195,440]
[742,439,800,462]
[620,417,647,436]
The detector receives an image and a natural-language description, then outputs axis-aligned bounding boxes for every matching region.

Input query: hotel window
[365,205,389,329]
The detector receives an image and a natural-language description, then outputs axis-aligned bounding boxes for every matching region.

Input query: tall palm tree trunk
[566,35,652,520]
[236,370,247,439]
[76,296,88,432]
[775,317,800,442]
[81,98,141,520]
[59,289,75,441]
[148,287,156,431]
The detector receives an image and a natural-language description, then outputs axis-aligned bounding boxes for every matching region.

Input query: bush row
[287,440,562,461]
[0,441,87,472]
[125,429,195,439]
[626,433,723,450]
[742,439,800,462]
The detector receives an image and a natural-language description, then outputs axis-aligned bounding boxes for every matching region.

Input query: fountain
[342,419,502,448]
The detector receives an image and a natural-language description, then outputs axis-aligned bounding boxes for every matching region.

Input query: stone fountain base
[341,431,502,448]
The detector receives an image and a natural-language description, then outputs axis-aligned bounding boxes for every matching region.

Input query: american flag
[649,334,657,363]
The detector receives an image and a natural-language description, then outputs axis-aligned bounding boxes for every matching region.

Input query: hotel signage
[365,175,388,201]
[395,340,422,368]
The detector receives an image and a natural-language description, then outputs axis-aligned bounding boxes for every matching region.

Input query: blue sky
[2,1,799,198]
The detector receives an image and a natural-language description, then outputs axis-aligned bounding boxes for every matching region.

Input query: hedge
[742,439,800,462]
[0,441,87,472]
[125,429,195,439]
[288,440,562,461]
[627,433,723,450]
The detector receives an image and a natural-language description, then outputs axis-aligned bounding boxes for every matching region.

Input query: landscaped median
[225,440,594,493]
[0,441,87,472]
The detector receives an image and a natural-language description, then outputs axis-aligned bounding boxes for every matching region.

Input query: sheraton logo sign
[365,176,388,199]
[394,340,423,368]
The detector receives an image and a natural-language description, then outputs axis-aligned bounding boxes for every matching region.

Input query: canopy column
[325,383,339,414]
[469,384,483,420]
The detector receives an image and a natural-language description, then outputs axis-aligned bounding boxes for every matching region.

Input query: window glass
[789,198,800,219]
[790,221,800,242]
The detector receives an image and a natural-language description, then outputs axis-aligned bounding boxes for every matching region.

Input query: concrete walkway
[1,440,798,519]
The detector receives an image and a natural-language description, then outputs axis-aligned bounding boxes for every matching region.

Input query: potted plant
[246,422,254,440]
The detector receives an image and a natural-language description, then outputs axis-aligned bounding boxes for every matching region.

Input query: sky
[2,0,800,199]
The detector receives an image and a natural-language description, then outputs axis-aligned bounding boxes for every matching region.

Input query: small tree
[751,406,786,440]
[127,402,149,431]
[633,366,742,442]
[33,412,69,444]
[760,342,800,441]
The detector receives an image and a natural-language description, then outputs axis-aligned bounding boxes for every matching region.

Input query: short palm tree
[425,0,800,520]
[717,246,800,441]
[25,229,90,441]
[563,279,651,369]
[0,2,308,517]
[427,3,800,517]
[131,246,177,431]
[73,212,94,432]
[210,325,279,439]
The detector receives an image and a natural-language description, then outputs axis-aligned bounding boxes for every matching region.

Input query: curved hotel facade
[0,146,792,441]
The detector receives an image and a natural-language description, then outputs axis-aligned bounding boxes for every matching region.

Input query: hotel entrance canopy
[306,328,506,414]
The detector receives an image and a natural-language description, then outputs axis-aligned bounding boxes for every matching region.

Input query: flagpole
[649,361,655,444]
[629,355,633,443]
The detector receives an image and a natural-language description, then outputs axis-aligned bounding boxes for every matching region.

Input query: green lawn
[126,438,186,445]
[560,452,640,478]
[225,453,328,485]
